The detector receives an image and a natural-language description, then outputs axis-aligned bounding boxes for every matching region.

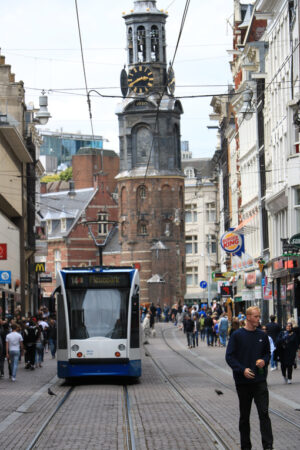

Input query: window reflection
[67,289,129,339]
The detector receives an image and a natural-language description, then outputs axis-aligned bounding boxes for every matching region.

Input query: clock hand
[129,76,149,87]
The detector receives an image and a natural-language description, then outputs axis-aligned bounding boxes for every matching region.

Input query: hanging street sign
[0,270,11,284]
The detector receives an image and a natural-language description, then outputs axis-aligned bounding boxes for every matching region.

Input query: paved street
[0,324,299,449]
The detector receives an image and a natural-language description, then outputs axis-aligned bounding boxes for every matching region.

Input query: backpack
[24,326,38,343]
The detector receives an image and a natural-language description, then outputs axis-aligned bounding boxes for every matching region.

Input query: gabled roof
[40,187,97,239]
[182,158,216,179]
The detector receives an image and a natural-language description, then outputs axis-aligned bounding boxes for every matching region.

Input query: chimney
[68,180,76,198]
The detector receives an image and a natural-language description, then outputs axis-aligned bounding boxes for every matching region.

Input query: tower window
[128,27,133,64]
[151,26,159,62]
[138,185,147,200]
[97,212,108,236]
[138,220,148,236]
[137,26,146,62]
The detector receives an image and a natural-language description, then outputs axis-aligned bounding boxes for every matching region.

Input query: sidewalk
[0,350,57,430]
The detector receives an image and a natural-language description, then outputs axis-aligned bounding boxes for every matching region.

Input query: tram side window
[130,285,140,348]
[57,293,67,349]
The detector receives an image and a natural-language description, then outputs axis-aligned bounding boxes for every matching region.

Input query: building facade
[116,0,186,305]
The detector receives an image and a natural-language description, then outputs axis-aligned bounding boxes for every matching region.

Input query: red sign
[0,244,7,260]
[273,259,283,271]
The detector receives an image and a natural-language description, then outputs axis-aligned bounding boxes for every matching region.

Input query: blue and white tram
[55,266,141,379]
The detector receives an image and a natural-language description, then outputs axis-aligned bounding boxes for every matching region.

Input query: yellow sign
[35,262,45,273]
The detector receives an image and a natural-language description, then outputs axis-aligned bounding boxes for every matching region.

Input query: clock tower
[116,0,186,305]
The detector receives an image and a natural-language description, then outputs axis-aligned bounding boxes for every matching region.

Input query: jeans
[48,338,57,358]
[192,331,199,347]
[219,332,227,346]
[206,327,213,346]
[186,332,193,347]
[270,352,277,369]
[236,381,273,449]
[35,342,44,364]
[9,350,20,379]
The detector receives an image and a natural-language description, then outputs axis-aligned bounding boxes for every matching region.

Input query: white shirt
[6,331,23,352]
[38,320,49,330]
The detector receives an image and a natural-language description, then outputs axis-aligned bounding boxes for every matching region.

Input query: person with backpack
[23,320,38,370]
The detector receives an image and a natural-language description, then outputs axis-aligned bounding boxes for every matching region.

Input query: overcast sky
[1,0,236,158]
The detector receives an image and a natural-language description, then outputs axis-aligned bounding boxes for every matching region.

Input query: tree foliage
[41,167,73,183]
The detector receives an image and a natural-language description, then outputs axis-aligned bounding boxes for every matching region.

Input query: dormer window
[185,168,194,178]
[151,26,159,61]
[61,217,67,232]
[47,219,52,234]
[137,26,146,62]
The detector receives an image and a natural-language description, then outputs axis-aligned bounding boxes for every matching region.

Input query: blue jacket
[226,327,270,385]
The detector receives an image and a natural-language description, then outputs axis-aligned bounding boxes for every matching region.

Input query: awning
[234,212,258,232]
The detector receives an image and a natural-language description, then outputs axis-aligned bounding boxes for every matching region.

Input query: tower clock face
[128,66,154,94]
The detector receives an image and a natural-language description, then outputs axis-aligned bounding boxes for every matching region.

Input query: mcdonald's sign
[35,262,46,273]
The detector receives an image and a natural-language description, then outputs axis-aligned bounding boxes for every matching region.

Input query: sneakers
[11,377,16,382]
[270,368,276,371]
[287,379,292,384]
[283,377,288,384]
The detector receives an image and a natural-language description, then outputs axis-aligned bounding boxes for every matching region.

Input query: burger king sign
[220,231,244,255]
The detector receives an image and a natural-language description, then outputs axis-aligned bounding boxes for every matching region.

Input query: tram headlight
[71,345,79,352]
[118,344,126,351]
[77,352,83,358]
[115,352,121,357]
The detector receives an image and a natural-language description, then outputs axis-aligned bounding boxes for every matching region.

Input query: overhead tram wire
[74,0,94,139]
[143,0,191,184]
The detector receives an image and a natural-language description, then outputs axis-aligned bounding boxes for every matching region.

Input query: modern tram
[54,266,141,379]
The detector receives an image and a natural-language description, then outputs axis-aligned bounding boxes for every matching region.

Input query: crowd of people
[141,301,300,385]
[0,306,57,382]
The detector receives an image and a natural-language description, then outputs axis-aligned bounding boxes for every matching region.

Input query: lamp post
[81,216,117,266]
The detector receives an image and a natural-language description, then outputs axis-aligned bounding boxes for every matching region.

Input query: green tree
[59,167,73,181]
[40,174,60,183]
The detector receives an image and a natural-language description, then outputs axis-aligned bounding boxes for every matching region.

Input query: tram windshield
[66,288,129,339]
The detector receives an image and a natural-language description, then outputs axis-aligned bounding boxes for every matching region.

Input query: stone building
[116,0,186,305]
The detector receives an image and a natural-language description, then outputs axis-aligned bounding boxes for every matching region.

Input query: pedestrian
[163,303,170,322]
[192,314,200,347]
[185,314,194,349]
[266,315,281,370]
[276,322,298,384]
[35,325,44,368]
[156,304,161,322]
[199,314,206,341]
[225,306,273,450]
[261,326,276,372]
[219,313,229,347]
[23,320,38,370]
[229,317,240,337]
[142,313,151,344]
[0,319,6,378]
[47,318,57,358]
[5,323,24,381]
[204,313,213,346]
[212,314,219,346]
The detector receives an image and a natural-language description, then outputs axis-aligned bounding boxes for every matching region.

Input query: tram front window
[66,289,129,339]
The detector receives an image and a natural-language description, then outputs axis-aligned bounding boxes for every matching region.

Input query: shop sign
[245,271,256,288]
[263,284,272,300]
[273,259,283,271]
[290,233,300,247]
[0,270,11,284]
[40,272,52,283]
[0,244,7,260]
[287,282,294,291]
[220,231,244,255]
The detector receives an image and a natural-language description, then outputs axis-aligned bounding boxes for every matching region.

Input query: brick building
[38,148,120,301]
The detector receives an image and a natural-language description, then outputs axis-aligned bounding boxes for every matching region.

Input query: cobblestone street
[0,323,299,449]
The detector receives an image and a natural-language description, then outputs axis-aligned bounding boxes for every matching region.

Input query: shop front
[271,257,300,327]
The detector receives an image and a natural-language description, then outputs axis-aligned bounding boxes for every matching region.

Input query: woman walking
[276,322,298,384]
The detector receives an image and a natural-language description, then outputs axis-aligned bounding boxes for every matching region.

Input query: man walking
[266,315,281,370]
[226,306,273,450]
[6,323,23,381]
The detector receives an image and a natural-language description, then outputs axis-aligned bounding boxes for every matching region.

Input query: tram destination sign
[66,272,130,289]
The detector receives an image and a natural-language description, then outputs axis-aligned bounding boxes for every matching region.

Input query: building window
[186,267,198,287]
[206,202,216,222]
[47,220,52,234]
[138,221,148,236]
[128,27,133,64]
[138,185,147,200]
[186,235,198,254]
[54,249,61,278]
[206,234,217,254]
[185,204,197,223]
[97,212,108,236]
[295,187,300,232]
[185,168,194,178]
[61,218,66,232]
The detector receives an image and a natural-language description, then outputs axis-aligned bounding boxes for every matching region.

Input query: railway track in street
[144,346,233,450]
[161,327,300,432]
[25,382,137,450]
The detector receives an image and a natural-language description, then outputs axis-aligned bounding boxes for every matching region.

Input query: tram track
[25,382,137,450]
[161,327,300,432]
[144,345,232,450]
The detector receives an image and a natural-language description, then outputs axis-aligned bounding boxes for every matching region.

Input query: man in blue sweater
[226,306,273,450]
